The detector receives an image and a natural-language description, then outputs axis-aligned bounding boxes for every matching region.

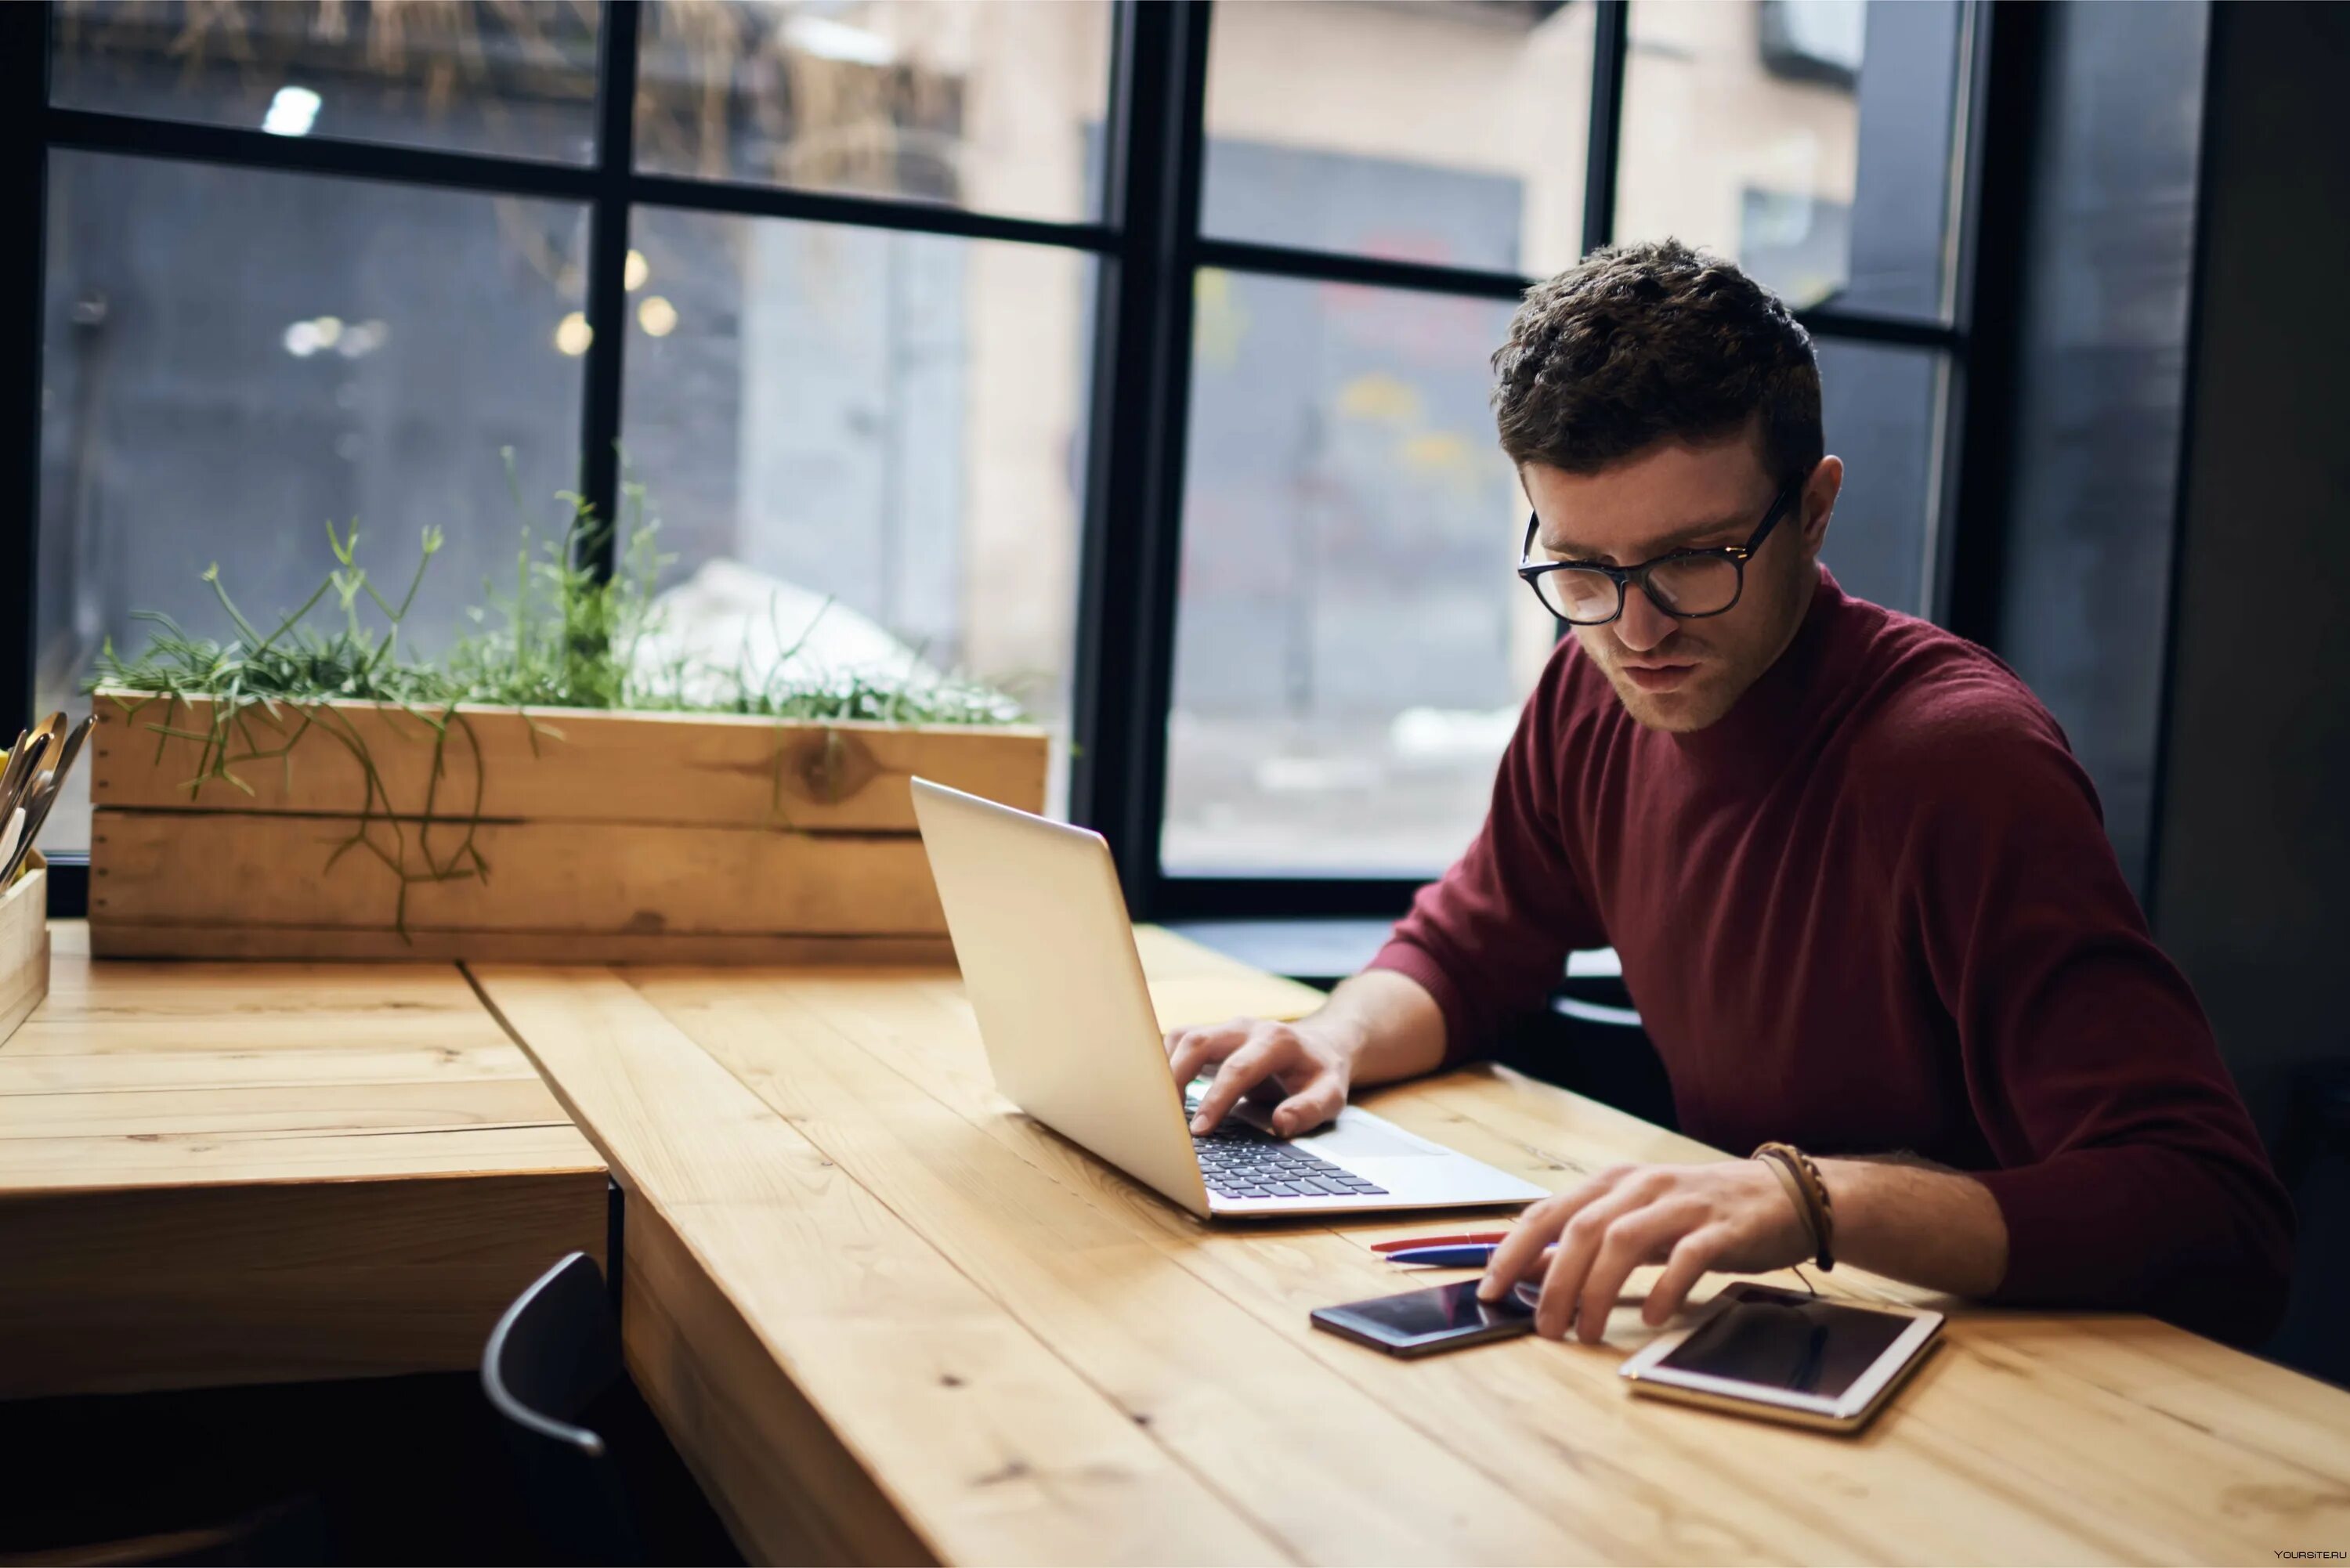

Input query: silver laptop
[911,778,1550,1219]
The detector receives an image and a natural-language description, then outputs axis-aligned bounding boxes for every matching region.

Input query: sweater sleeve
[1878,686,2294,1346]
[1367,646,1609,1067]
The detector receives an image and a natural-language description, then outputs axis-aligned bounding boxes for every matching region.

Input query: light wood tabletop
[0,924,607,1398]
[472,926,2350,1567]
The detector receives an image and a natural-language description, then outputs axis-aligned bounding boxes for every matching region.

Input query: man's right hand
[1163,1016,1358,1138]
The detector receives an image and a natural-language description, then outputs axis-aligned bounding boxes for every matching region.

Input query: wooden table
[472,927,2350,1566]
[0,926,607,1398]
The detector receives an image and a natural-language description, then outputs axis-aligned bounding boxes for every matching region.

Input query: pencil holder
[0,851,49,1044]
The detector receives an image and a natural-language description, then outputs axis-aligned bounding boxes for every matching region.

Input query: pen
[1383,1242,1555,1268]
[1369,1232,1509,1254]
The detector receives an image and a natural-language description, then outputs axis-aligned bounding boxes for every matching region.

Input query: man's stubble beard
[1580,565,1813,734]
[1579,631,1738,733]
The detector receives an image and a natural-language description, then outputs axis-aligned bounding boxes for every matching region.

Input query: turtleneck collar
[1667,565,1853,768]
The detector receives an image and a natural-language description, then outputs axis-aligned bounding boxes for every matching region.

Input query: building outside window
[22,0,1976,912]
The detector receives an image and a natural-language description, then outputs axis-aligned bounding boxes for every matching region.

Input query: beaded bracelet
[1752,1141,1836,1272]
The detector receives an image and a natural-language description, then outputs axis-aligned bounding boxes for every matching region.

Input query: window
[1618,0,1966,320]
[622,212,1094,809]
[1148,0,1974,905]
[52,0,602,163]
[34,151,588,853]
[7,0,1986,923]
[1813,341,1946,616]
[20,0,1114,880]
[1200,0,1593,274]
[635,0,1111,224]
[1163,273,1531,875]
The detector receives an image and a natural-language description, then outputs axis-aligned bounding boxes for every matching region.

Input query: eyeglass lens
[1535,555,1743,623]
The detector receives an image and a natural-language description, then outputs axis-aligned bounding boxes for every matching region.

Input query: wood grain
[85,922,957,966]
[634,969,1600,1564]
[92,692,1050,831]
[484,927,2350,1567]
[40,923,503,1013]
[26,912,2341,1561]
[0,1075,571,1141]
[88,694,1046,961]
[0,1041,538,1090]
[621,1198,937,1566]
[0,923,607,1395]
[91,811,949,938]
[469,963,1285,1567]
[0,1123,602,1190]
[0,1169,606,1398]
[724,969,1875,1564]
[0,855,48,1044]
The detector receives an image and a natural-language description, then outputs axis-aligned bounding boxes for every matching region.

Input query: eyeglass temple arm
[1741,475,1809,557]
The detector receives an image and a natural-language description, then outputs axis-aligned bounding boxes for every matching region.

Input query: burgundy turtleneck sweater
[1371,569,2292,1346]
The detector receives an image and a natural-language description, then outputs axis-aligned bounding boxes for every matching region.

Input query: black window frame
[0,0,1994,925]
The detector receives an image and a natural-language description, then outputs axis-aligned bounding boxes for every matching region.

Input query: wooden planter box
[87,693,1048,963]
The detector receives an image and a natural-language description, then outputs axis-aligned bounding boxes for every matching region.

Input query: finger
[1643,1224,1731,1328]
[1268,1075,1343,1137]
[1577,1200,1700,1345]
[1166,1024,1253,1088]
[1166,1017,1251,1064]
[1166,1017,1253,1061]
[1477,1194,1574,1301]
[1165,1039,1221,1089]
[1533,1227,1593,1339]
[1190,1039,1291,1133]
[1479,1168,1625,1300]
[1532,1182,1658,1339]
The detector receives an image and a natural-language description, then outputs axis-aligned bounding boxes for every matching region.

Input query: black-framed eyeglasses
[1516,474,1806,627]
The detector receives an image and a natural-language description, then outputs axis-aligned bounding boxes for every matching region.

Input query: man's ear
[1799,457,1844,557]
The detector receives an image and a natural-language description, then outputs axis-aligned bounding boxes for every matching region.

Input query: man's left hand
[1475,1160,1813,1342]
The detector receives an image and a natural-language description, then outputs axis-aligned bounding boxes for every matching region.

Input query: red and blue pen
[1373,1232,1551,1268]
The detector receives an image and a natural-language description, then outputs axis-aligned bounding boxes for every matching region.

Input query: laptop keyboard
[1192,1119,1389,1201]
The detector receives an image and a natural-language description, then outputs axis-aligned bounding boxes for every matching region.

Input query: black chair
[1491,952,1679,1133]
[481,1252,649,1566]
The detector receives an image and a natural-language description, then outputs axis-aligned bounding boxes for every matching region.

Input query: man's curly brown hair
[1491,239,1822,487]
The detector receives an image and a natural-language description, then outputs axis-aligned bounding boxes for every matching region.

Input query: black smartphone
[1311,1278,1535,1357]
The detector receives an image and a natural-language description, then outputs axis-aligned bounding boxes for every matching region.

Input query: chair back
[481,1252,645,1565]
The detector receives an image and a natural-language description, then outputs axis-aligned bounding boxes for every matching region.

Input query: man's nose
[1612,581,1677,653]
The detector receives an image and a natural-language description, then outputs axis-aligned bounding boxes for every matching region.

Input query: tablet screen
[1654,1287,1914,1400]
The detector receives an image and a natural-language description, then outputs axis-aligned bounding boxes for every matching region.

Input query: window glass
[51,0,601,164]
[634,0,1112,226]
[1159,304,1947,878]
[1816,340,1945,616]
[1617,0,1965,319]
[620,210,1090,810]
[1162,273,1536,876]
[1200,0,1592,273]
[34,152,588,853]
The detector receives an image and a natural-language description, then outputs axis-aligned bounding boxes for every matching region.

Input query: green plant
[89,464,1025,935]
[92,519,491,933]
[442,466,664,712]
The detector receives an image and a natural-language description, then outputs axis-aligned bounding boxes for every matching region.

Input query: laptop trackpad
[1297,1113,1444,1161]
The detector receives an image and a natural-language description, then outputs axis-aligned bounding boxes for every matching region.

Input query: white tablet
[1618,1281,1943,1433]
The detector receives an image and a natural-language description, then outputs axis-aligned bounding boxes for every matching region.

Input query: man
[1166,240,2292,1349]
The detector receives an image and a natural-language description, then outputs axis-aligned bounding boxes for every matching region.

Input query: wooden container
[87,694,1049,963]
[0,851,49,1039]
